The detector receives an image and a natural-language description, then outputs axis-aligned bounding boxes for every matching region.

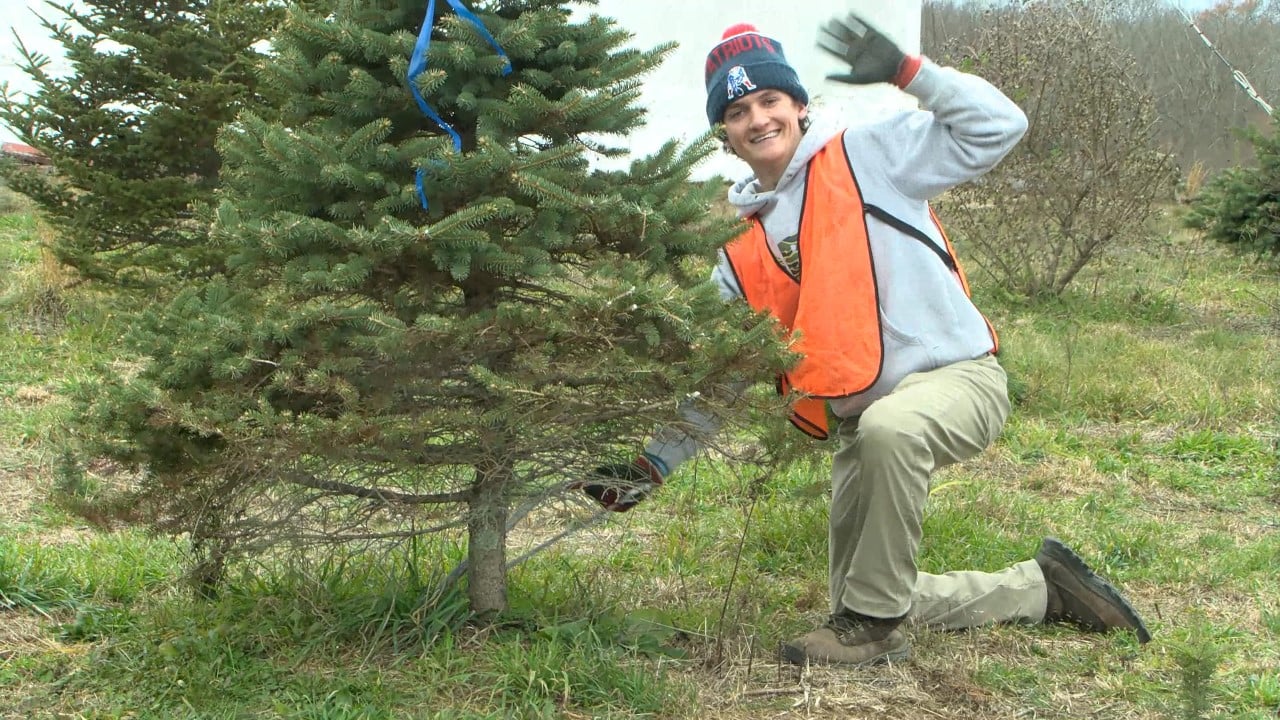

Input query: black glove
[580,456,664,513]
[818,12,909,86]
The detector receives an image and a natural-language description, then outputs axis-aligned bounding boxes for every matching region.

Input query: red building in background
[1,142,51,166]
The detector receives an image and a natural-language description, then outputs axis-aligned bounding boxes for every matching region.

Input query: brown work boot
[1036,537,1152,644]
[781,609,910,667]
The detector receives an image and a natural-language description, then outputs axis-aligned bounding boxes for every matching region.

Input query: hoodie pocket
[879,307,939,370]
[880,307,924,348]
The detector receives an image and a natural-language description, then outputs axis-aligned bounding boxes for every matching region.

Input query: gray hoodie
[643,60,1028,477]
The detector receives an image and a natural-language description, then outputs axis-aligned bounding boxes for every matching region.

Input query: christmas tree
[1188,113,1280,262]
[80,0,798,613]
[0,0,309,290]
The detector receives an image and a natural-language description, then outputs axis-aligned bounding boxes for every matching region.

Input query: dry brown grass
[1180,160,1210,204]
[675,627,1162,720]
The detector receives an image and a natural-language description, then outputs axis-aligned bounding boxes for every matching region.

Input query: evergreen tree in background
[0,0,309,289]
[1187,113,1280,263]
[78,0,799,613]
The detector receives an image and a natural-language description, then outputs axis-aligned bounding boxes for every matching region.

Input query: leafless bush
[934,0,1177,298]
[925,0,1280,174]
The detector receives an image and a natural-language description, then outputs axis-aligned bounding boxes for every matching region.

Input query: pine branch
[285,472,470,505]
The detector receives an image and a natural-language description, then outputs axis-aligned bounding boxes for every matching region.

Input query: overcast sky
[0,0,1234,147]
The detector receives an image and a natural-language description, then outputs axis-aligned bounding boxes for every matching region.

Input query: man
[584,13,1151,667]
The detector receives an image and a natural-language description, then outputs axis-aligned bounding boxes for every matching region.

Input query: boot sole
[780,639,911,667]
[1040,537,1152,644]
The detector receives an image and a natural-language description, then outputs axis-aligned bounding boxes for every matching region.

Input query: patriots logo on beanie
[726,66,757,99]
[704,23,809,126]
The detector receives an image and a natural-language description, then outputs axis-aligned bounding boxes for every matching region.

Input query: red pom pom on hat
[721,23,758,39]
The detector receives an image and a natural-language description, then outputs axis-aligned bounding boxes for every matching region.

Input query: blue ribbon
[408,0,513,210]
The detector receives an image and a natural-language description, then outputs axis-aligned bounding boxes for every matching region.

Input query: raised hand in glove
[580,455,665,513]
[818,12,920,88]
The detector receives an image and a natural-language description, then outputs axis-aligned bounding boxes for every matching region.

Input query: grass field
[0,200,1277,719]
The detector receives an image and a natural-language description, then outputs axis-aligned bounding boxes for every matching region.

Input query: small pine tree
[0,0,306,290]
[78,0,800,613]
[1187,114,1280,263]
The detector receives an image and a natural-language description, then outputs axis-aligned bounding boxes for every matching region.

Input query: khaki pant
[829,354,1047,629]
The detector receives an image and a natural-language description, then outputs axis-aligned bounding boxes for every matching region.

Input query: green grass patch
[1,207,1279,718]
[0,532,180,614]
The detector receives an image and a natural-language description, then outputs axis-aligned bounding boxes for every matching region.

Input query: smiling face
[722,89,808,190]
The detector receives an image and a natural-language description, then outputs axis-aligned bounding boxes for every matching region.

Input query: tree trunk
[466,464,510,616]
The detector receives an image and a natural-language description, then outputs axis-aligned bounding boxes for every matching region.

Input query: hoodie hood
[726,116,844,217]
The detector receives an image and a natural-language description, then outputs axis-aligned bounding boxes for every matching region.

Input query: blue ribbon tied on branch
[408,0,513,210]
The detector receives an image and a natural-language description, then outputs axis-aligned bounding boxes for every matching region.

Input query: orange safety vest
[722,132,996,440]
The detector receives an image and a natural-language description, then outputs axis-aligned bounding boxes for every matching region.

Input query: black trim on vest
[803,136,885,401]
[722,247,749,306]
[767,225,798,283]
[726,218,798,302]
[784,162,816,284]
[789,410,829,440]
[782,134,887,403]
[863,203,959,274]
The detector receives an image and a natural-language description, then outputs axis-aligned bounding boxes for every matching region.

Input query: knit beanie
[704,23,809,126]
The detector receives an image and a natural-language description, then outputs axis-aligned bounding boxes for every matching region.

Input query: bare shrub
[934,0,1176,298]
[925,0,1280,175]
